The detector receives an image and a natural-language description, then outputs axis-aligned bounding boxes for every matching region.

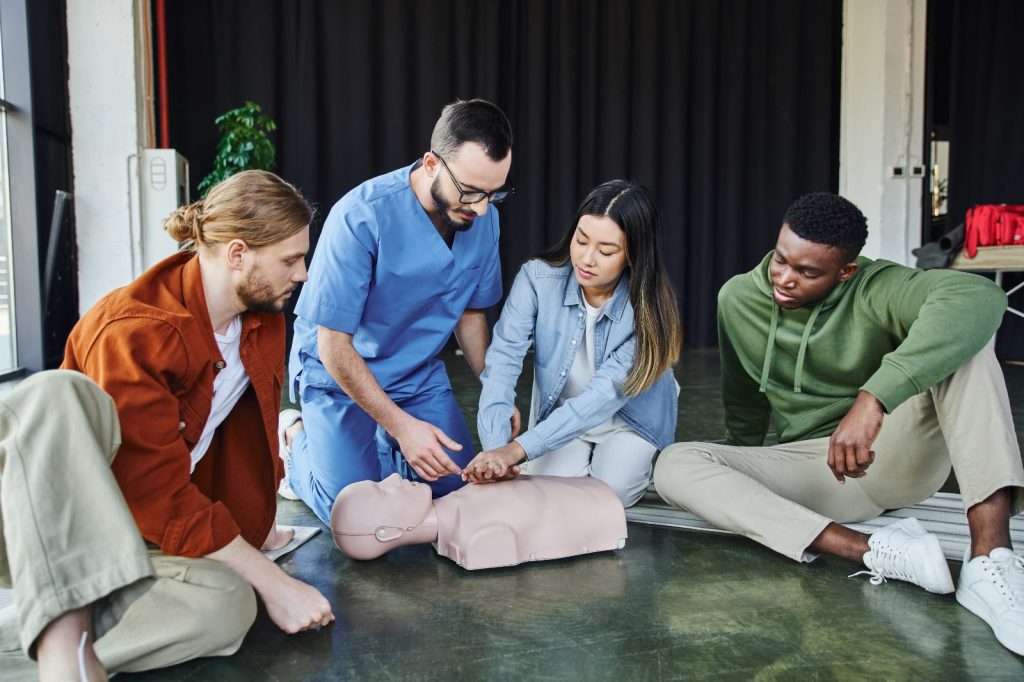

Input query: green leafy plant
[197,101,277,196]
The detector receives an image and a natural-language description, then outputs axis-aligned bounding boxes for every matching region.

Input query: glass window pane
[0,23,16,373]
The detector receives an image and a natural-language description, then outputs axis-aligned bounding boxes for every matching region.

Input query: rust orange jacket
[63,252,285,557]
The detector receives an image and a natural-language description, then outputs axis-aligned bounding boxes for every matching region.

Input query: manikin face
[428,142,511,233]
[334,473,433,537]
[768,224,857,309]
[235,227,310,313]
[569,214,628,301]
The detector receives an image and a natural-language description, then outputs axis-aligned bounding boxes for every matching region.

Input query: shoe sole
[957,586,1024,656]
[277,483,301,501]
[917,533,955,594]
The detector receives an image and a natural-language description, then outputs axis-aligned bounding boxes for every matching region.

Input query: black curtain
[947,0,1024,225]
[28,0,76,367]
[945,0,1024,360]
[164,0,840,347]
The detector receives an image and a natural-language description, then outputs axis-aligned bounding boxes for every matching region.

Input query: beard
[430,176,476,233]
[237,267,291,314]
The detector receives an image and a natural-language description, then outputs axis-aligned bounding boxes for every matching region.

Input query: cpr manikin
[331,474,628,570]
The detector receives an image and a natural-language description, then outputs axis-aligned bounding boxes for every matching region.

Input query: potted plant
[197,100,277,196]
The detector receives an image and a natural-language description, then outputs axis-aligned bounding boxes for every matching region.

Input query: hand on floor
[262,575,335,634]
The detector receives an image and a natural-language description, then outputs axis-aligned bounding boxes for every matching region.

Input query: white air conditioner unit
[139,148,189,271]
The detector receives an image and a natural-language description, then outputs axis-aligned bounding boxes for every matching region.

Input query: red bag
[965,204,1024,257]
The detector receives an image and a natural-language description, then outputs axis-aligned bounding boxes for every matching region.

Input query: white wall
[839,0,927,264]
[66,0,153,312]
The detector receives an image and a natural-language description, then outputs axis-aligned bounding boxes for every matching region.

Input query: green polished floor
[123,350,1024,681]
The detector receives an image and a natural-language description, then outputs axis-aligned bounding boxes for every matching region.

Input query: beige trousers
[655,340,1024,562]
[0,371,256,680]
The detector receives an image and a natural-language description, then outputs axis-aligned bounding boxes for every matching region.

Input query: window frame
[0,0,44,376]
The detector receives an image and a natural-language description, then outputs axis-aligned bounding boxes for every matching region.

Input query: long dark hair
[538,180,682,395]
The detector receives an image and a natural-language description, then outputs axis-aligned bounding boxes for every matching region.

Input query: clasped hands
[461,441,527,484]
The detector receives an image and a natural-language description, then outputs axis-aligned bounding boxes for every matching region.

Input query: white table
[951,246,1024,319]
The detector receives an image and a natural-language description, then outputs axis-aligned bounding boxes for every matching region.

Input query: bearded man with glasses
[284,99,518,524]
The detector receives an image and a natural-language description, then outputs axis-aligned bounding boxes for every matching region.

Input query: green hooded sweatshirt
[718,252,1007,446]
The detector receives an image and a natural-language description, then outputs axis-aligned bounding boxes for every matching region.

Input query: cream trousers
[655,340,1024,562]
[0,371,256,679]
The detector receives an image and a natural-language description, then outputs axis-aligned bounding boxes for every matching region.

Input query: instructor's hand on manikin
[395,414,464,481]
[827,390,884,484]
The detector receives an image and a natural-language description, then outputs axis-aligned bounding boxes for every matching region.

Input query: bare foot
[262,524,296,551]
[36,606,108,682]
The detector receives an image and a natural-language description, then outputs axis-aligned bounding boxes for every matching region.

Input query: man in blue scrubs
[285,99,517,523]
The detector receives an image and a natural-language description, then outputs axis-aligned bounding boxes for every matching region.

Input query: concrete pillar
[66,0,154,312]
[839,0,927,264]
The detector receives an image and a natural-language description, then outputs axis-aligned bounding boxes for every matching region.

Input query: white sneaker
[277,409,303,500]
[956,547,1024,656]
[851,517,955,594]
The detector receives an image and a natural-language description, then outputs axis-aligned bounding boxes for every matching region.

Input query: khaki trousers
[654,340,1024,562]
[0,371,256,680]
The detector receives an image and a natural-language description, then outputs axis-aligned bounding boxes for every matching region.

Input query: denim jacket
[478,259,678,459]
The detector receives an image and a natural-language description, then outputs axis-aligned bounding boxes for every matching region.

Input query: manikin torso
[331,474,628,570]
[434,475,627,569]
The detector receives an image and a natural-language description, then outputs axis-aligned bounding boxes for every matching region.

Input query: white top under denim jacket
[478,259,679,460]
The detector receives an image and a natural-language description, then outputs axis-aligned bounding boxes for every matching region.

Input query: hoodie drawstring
[759,300,823,394]
[793,301,823,394]
[758,304,780,393]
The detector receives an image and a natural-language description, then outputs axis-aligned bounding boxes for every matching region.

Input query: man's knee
[14,370,116,425]
[653,442,717,501]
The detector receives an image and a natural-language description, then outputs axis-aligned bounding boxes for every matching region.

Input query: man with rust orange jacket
[0,171,333,682]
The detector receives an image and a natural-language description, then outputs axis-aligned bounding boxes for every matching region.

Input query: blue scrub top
[290,162,503,398]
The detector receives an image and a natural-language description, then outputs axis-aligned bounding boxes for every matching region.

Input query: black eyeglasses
[431,151,514,205]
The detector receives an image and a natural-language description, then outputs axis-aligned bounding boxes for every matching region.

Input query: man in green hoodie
[655,192,1024,656]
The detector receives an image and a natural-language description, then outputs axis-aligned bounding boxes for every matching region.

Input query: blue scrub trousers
[288,382,474,524]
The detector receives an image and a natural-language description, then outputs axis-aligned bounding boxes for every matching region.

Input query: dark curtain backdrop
[164,0,841,347]
[28,0,76,367]
[946,0,1024,359]
[947,0,1024,224]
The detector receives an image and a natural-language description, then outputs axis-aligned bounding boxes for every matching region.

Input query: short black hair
[783,192,868,261]
[430,99,513,162]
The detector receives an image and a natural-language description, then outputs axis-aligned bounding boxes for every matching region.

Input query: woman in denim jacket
[464,180,682,506]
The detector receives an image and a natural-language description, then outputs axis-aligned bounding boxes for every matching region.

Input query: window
[0,27,17,373]
[0,0,44,375]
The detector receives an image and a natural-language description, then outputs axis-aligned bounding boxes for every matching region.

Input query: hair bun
[164,200,204,244]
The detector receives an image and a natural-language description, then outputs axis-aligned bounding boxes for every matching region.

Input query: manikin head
[770,192,868,309]
[330,474,435,560]
[163,170,313,313]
